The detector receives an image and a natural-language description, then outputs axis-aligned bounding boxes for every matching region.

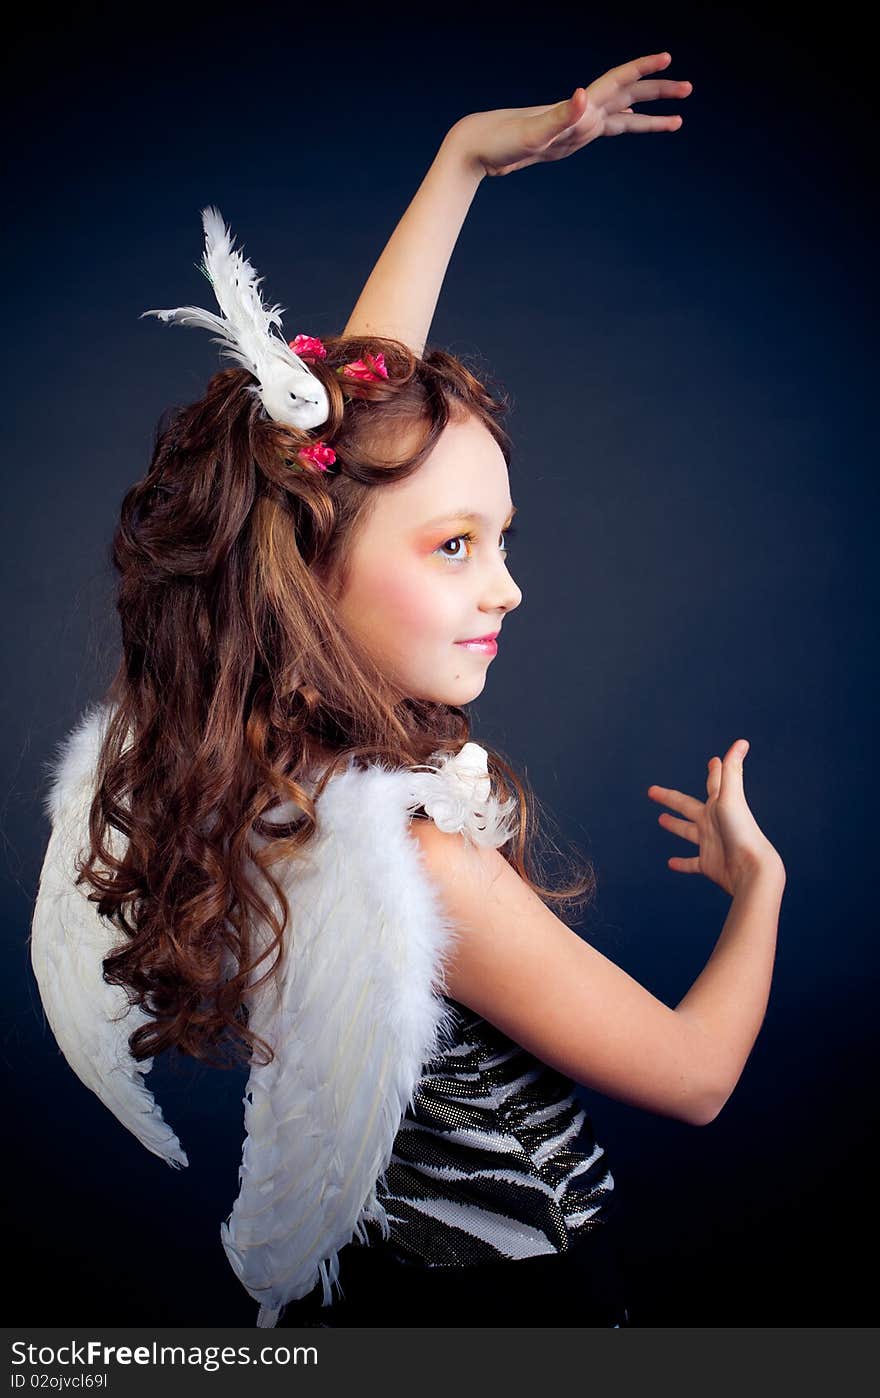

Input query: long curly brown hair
[74,334,596,1071]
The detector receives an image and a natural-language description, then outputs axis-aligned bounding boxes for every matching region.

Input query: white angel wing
[222,758,485,1327]
[219,744,516,1327]
[29,705,188,1168]
[140,205,330,431]
[30,707,515,1328]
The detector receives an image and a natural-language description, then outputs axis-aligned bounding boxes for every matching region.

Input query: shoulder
[407,813,513,889]
[406,815,568,1012]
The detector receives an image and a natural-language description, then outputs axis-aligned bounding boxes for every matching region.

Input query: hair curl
[74,334,596,1070]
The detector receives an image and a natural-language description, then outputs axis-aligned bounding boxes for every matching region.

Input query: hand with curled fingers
[448,52,692,179]
[647,740,785,898]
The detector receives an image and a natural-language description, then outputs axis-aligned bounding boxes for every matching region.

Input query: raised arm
[342,129,486,357]
[342,54,691,355]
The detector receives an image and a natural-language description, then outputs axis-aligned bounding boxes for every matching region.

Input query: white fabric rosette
[406,742,517,846]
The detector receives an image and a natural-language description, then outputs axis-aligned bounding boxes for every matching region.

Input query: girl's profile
[29,51,786,1331]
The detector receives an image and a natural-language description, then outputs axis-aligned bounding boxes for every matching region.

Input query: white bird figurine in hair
[140,206,330,431]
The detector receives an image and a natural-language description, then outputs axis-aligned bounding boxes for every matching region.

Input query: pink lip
[455,634,499,655]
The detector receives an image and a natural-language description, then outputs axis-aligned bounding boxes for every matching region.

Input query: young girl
[30,52,786,1330]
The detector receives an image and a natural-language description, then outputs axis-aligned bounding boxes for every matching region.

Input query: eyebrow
[420,504,518,529]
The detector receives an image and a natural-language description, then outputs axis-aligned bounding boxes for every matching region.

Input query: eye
[435,526,516,564]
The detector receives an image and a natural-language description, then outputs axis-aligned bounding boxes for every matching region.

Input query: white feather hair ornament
[140,206,331,431]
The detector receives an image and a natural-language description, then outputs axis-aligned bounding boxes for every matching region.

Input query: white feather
[140,206,331,431]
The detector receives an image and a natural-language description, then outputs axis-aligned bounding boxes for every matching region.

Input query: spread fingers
[657,811,699,844]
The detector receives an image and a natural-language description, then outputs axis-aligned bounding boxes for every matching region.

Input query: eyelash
[436,525,517,565]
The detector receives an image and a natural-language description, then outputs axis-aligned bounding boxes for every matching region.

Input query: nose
[481,558,522,619]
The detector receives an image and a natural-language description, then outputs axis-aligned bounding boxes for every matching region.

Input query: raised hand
[647,740,785,898]
[449,52,692,178]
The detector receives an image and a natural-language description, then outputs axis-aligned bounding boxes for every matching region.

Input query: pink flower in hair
[297,442,336,472]
[339,351,388,382]
[289,333,327,360]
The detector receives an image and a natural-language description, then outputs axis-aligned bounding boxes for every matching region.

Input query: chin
[390,656,489,706]
[394,676,484,706]
[431,676,487,705]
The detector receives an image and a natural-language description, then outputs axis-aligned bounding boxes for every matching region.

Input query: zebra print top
[355,994,617,1267]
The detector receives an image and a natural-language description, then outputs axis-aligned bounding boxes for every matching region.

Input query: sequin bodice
[359,995,617,1267]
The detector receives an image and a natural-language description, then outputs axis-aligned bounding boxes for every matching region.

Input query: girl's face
[329,413,523,704]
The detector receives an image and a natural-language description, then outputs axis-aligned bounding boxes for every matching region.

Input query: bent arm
[342,125,485,357]
[408,820,788,1128]
[410,821,729,1128]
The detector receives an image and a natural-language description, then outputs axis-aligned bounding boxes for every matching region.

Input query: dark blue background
[5,1,874,1326]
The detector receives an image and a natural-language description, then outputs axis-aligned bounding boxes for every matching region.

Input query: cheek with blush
[364,563,452,640]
